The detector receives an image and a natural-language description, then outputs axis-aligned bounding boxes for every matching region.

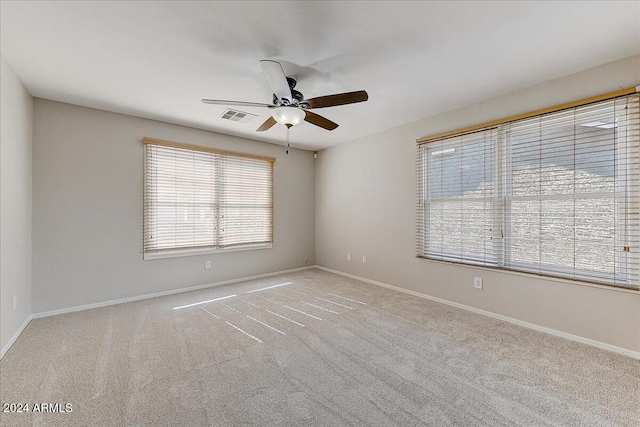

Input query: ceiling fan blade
[303,90,368,109]
[259,60,292,102]
[256,116,277,132]
[201,99,275,108]
[304,110,339,131]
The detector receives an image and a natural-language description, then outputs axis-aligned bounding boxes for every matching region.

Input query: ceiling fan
[202,60,368,132]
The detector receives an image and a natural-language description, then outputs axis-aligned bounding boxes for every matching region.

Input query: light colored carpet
[1,268,638,426]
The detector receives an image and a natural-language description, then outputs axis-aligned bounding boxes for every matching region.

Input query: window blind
[144,139,274,257]
[417,128,500,267]
[417,93,640,289]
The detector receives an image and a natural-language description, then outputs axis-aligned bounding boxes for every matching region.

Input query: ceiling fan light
[272,106,305,128]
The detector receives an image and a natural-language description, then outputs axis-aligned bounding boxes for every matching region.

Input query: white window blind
[417,94,640,289]
[144,139,274,258]
[418,128,500,266]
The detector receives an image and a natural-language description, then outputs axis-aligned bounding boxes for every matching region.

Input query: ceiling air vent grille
[220,109,258,123]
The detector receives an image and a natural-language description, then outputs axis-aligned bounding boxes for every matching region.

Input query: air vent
[220,109,258,123]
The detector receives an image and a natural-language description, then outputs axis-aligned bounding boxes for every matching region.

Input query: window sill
[144,243,272,260]
[416,256,640,294]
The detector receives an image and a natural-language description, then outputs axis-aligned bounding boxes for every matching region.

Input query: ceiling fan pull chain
[286,127,290,154]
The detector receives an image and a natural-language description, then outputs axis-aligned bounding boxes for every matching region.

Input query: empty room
[1,1,639,426]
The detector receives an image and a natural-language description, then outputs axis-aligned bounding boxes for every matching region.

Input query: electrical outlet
[347,253,352,262]
[362,256,367,264]
[205,261,211,270]
[12,295,17,310]
[474,277,483,289]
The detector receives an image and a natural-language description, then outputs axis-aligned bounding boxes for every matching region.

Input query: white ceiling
[1,1,639,151]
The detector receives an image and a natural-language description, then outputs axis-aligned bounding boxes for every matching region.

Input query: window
[143,138,274,259]
[417,94,639,289]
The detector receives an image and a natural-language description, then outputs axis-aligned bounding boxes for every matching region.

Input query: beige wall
[316,54,640,353]
[32,100,315,313]
[1,56,33,354]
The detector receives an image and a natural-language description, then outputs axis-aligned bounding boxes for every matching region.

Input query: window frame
[142,137,275,261]
[416,92,640,290]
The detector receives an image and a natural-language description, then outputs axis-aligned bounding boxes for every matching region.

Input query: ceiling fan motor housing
[273,79,304,105]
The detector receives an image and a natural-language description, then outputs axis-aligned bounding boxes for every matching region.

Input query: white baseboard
[10,264,637,361]
[32,265,315,319]
[314,265,640,360]
[1,315,33,360]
